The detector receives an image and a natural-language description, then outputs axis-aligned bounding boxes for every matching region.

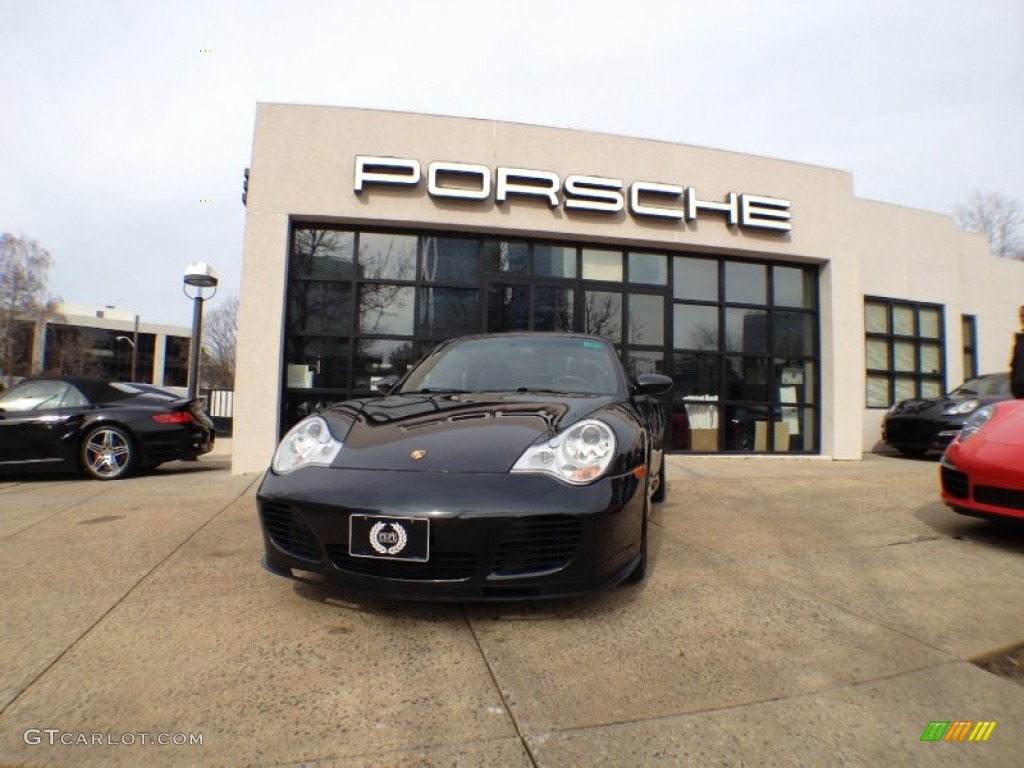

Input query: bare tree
[202,295,238,389]
[954,191,1023,260]
[0,233,62,387]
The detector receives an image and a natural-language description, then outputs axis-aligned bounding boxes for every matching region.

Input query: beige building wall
[233,104,1023,473]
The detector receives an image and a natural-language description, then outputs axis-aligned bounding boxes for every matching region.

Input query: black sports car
[882,372,1012,457]
[0,377,215,480]
[257,333,673,600]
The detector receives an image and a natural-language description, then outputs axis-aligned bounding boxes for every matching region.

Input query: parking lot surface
[1,448,1023,766]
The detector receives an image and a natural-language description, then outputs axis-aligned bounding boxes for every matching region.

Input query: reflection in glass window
[487,284,530,332]
[773,312,814,358]
[628,252,667,285]
[725,262,766,305]
[288,282,354,335]
[725,308,768,355]
[291,229,356,279]
[670,353,719,397]
[353,339,418,390]
[773,266,814,308]
[284,336,350,389]
[628,294,664,345]
[418,287,480,338]
[534,287,574,331]
[673,305,718,351]
[724,356,770,400]
[673,256,717,301]
[582,249,623,281]
[358,233,416,281]
[583,291,622,342]
[483,240,528,274]
[421,237,480,286]
[359,285,414,336]
[533,244,576,277]
[628,350,664,377]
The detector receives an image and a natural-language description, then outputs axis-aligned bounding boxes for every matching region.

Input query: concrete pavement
[0,451,1022,766]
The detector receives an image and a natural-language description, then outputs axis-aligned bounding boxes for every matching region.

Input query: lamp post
[183,262,219,400]
[115,335,136,382]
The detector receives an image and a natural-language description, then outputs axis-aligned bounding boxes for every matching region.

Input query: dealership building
[232,104,1022,474]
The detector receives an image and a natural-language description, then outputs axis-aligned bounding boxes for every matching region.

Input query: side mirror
[375,375,400,395]
[632,373,673,397]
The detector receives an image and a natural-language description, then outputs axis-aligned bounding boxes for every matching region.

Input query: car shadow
[916,501,1024,555]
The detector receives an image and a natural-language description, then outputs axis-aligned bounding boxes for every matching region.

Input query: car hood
[887,394,1006,419]
[323,392,617,472]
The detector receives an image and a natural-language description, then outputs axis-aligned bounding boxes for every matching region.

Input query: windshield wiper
[407,387,470,394]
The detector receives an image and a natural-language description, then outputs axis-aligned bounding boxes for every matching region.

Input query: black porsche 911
[0,377,215,480]
[882,372,1012,457]
[257,333,673,601]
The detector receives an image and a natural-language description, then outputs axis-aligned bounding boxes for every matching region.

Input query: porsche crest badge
[410,449,427,461]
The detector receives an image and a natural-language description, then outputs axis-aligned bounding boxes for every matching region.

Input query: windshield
[399,336,622,396]
[949,372,1009,397]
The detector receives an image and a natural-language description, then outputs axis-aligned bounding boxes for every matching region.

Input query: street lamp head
[183,262,219,289]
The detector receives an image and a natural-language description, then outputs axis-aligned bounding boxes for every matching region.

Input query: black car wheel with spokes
[81,425,136,480]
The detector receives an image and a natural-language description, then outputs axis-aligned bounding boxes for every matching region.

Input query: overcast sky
[2,0,1022,327]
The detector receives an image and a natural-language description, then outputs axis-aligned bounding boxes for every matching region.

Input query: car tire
[652,458,666,503]
[81,425,137,480]
[625,488,649,584]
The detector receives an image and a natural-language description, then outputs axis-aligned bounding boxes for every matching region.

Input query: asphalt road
[1,450,1023,766]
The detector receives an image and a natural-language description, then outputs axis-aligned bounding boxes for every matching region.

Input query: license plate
[349,515,430,561]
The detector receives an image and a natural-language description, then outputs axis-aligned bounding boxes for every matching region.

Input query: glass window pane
[421,237,480,286]
[671,353,719,398]
[773,266,813,308]
[920,379,943,398]
[358,232,417,281]
[417,287,480,338]
[627,350,664,377]
[893,341,915,372]
[772,311,814,358]
[893,305,915,335]
[287,282,354,335]
[963,351,976,380]
[920,343,941,375]
[866,375,889,407]
[919,307,941,339]
[533,287,574,331]
[284,336,350,389]
[359,285,414,336]
[865,302,889,334]
[724,356,770,400]
[582,249,623,281]
[353,338,418,390]
[583,291,622,342]
[674,256,717,301]
[628,294,664,345]
[671,402,720,452]
[628,252,667,285]
[673,305,719,351]
[794,407,816,451]
[533,244,576,277]
[291,229,356,279]
[486,284,529,332]
[725,308,768,355]
[482,240,528,274]
[725,262,766,304]
[725,404,768,451]
[894,376,916,402]
[866,339,889,370]
[776,359,816,404]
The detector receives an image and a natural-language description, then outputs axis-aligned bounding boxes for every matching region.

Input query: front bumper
[256,467,646,600]
[884,416,964,452]
[940,444,1024,522]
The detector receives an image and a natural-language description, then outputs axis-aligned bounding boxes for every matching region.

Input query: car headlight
[942,398,980,416]
[958,405,994,442]
[511,419,617,485]
[272,416,343,473]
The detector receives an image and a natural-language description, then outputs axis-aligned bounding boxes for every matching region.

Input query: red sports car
[940,399,1024,522]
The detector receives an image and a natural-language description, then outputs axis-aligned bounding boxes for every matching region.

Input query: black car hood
[323,392,616,472]
[888,394,1006,418]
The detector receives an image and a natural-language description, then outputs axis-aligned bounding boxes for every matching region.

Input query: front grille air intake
[493,515,582,576]
[261,503,323,563]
